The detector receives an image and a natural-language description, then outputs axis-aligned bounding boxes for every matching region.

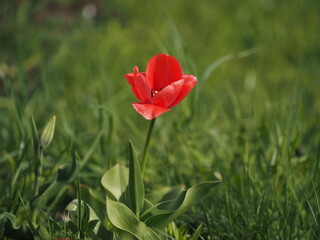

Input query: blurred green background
[1,0,320,238]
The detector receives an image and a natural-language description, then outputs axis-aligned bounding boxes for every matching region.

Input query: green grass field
[1,0,320,239]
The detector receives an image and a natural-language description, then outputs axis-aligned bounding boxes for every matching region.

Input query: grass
[1,0,320,239]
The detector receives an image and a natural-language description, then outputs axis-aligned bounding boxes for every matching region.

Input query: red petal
[146,54,182,91]
[124,73,135,87]
[124,69,147,88]
[134,74,150,101]
[124,73,141,100]
[148,79,185,108]
[169,74,197,108]
[124,66,143,87]
[132,103,171,120]
[124,71,147,101]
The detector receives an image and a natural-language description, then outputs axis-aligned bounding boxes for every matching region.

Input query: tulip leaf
[125,141,145,216]
[65,199,105,236]
[143,181,221,229]
[36,226,50,240]
[101,163,129,201]
[142,198,155,213]
[147,185,184,204]
[106,196,160,240]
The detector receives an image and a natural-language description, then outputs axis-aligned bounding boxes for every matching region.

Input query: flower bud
[40,116,56,148]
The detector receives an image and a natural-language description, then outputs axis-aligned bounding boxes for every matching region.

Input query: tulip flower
[125,53,197,120]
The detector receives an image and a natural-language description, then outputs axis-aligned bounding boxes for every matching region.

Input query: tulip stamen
[151,89,160,97]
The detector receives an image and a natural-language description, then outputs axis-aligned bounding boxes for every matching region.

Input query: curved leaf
[66,199,104,235]
[107,196,160,240]
[101,164,129,201]
[200,48,256,85]
[0,212,33,240]
[143,181,221,229]
[147,185,184,204]
[126,141,145,216]
[142,198,155,213]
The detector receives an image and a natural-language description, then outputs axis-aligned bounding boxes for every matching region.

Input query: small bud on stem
[40,115,56,148]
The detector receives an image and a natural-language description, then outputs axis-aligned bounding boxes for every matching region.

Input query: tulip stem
[141,118,156,177]
[34,147,44,197]
[32,147,43,225]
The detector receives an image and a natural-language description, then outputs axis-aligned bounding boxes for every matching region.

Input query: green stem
[76,159,84,239]
[32,147,43,224]
[34,147,43,197]
[141,118,156,177]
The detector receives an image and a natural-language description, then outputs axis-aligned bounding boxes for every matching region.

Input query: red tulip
[124,54,197,120]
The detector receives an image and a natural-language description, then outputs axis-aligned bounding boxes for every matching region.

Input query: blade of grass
[311,178,320,215]
[75,152,84,239]
[288,160,319,230]
[17,190,39,239]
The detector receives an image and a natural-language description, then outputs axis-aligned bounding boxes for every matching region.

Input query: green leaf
[66,199,97,224]
[0,212,33,240]
[190,224,202,240]
[37,225,50,240]
[86,219,100,234]
[106,196,160,240]
[200,48,256,85]
[10,157,27,198]
[126,141,145,216]
[142,181,221,230]
[147,185,184,204]
[66,199,107,236]
[142,198,154,213]
[31,115,39,162]
[101,163,129,201]
[32,156,77,208]
[67,221,78,234]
